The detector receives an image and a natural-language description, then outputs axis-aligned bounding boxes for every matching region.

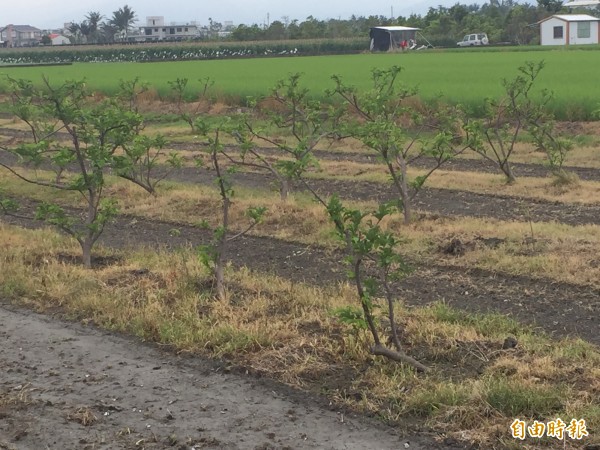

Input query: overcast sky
[5,0,482,29]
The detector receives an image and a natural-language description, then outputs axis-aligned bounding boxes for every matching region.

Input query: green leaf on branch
[332,306,368,332]
[247,206,267,224]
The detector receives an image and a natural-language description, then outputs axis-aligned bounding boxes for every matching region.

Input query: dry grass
[67,407,98,426]
[308,159,600,205]
[0,384,32,408]
[2,167,600,288]
[401,216,600,288]
[0,224,598,449]
[0,118,26,129]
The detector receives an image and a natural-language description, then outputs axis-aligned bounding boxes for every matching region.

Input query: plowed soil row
[171,167,600,226]
[3,122,600,182]
[2,124,599,183]
[166,140,600,182]
[2,206,598,346]
[2,128,599,225]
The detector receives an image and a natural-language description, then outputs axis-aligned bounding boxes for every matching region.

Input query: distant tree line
[56,0,600,47]
[231,0,597,46]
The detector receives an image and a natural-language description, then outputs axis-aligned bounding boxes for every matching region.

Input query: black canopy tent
[369,26,420,51]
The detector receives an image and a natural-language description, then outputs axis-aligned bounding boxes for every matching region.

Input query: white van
[457,33,489,47]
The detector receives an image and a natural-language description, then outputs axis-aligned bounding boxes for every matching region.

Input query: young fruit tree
[464,61,558,184]
[0,77,165,268]
[249,76,427,371]
[233,73,340,201]
[112,77,183,195]
[331,66,468,224]
[169,78,266,300]
[303,185,428,372]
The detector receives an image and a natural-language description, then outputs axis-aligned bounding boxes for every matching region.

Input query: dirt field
[1,207,598,346]
[1,115,600,450]
[0,304,459,450]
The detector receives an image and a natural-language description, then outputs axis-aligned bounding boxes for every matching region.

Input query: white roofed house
[539,14,600,45]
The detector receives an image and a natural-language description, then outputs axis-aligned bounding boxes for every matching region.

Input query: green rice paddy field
[1,50,598,118]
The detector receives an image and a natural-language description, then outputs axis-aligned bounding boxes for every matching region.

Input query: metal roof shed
[370,26,420,51]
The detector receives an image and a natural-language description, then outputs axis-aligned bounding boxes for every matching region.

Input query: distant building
[49,33,70,45]
[0,24,43,47]
[139,16,200,41]
[539,14,600,45]
[62,22,75,36]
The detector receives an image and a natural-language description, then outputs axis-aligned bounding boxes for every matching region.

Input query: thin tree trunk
[213,138,229,301]
[401,190,411,224]
[214,194,229,301]
[214,248,226,301]
[82,192,97,269]
[81,237,93,269]
[389,158,412,224]
[215,194,229,301]
[383,279,402,351]
[353,258,382,347]
[279,178,290,202]
[502,160,516,184]
[399,158,412,224]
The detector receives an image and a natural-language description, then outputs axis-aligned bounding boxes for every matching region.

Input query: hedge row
[0,39,368,64]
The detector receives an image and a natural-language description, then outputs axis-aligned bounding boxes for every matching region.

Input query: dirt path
[0,304,455,450]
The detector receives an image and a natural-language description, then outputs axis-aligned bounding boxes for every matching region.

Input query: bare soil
[2,123,600,449]
[168,167,600,227]
[0,304,456,450]
[2,133,600,226]
[168,140,600,183]
[1,208,598,346]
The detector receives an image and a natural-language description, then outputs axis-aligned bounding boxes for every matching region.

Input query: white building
[139,16,200,41]
[49,33,70,45]
[539,14,600,45]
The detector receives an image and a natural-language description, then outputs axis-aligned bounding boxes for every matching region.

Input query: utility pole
[391,6,394,19]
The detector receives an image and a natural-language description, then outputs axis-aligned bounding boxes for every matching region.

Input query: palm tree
[85,11,103,43]
[68,22,82,44]
[86,11,103,33]
[111,5,137,40]
[98,22,119,44]
[79,21,91,43]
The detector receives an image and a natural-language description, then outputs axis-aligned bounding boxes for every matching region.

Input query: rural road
[0,304,457,450]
